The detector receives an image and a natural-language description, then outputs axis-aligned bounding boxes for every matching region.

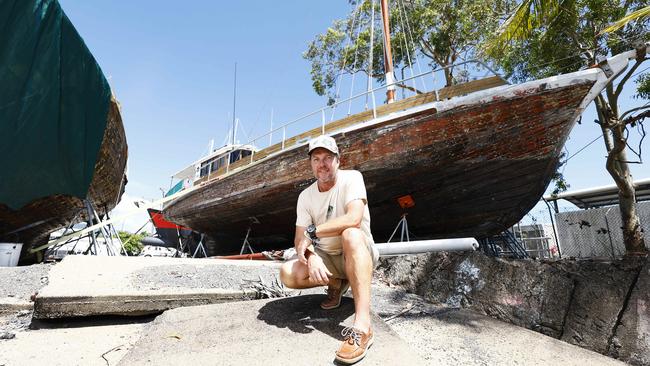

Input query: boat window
[241,150,252,158]
[199,160,211,177]
[230,150,242,163]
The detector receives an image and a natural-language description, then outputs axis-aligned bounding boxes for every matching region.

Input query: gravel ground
[0,263,51,300]
[0,309,32,340]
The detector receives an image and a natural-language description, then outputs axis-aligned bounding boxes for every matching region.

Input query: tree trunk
[443,66,453,86]
[603,112,647,255]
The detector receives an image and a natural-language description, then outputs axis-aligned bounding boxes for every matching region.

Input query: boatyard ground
[1,254,645,365]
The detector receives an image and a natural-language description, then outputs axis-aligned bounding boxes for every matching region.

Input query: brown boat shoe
[320,279,350,310]
[335,326,374,364]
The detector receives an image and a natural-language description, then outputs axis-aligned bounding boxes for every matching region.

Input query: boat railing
[196,60,507,184]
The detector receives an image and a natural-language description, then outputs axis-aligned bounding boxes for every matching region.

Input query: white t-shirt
[296,169,373,255]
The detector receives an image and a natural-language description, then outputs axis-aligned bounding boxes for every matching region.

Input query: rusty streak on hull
[165,81,594,254]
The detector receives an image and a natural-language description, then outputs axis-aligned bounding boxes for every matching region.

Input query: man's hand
[296,237,311,265]
[307,254,332,286]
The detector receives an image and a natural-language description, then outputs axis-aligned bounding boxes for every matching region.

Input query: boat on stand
[0,0,128,263]
[162,2,647,255]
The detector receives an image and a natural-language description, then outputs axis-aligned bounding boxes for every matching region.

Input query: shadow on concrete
[29,314,157,330]
[258,294,355,341]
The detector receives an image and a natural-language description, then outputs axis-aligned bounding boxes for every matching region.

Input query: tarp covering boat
[0,0,111,209]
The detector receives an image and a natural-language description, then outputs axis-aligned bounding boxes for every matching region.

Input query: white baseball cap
[308,135,339,155]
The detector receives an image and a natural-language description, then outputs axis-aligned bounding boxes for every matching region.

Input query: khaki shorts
[313,236,379,280]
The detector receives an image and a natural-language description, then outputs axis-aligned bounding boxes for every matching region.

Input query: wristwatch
[306,224,318,240]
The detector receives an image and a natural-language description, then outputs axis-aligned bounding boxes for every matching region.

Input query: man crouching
[279,135,379,365]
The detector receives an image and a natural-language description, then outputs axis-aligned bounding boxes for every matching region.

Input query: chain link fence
[555,201,650,258]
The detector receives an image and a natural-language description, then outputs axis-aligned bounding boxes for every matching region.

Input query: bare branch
[623,125,643,163]
[614,57,649,98]
[620,103,650,120]
[419,40,436,59]
[396,82,423,94]
[636,120,647,163]
[622,109,650,126]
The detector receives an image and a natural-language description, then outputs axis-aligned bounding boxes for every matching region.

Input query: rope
[366,0,377,113]
[395,0,417,95]
[348,14,364,116]
[330,1,363,121]
[398,0,427,92]
[562,134,603,165]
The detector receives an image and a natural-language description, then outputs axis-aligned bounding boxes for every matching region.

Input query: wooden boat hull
[0,98,127,259]
[0,0,129,262]
[164,70,601,255]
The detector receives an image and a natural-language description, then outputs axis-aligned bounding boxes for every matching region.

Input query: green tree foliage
[118,231,147,256]
[485,0,649,254]
[304,0,516,103]
[484,0,648,82]
[550,152,570,196]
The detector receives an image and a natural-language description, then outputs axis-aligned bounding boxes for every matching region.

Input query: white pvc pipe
[376,238,479,257]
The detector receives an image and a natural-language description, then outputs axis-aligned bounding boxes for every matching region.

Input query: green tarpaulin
[0,0,110,210]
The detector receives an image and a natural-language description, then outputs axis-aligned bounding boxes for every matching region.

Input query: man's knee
[342,228,366,252]
[279,261,294,287]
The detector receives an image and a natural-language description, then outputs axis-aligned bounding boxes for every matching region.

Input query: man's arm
[314,199,365,238]
[294,225,311,264]
[294,225,332,285]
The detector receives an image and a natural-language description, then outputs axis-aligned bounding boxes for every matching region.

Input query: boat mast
[380,0,395,103]
[232,62,237,146]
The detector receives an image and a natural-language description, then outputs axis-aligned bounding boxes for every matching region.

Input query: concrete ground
[118,295,426,366]
[1,315,148,366]
[0,256,630,365]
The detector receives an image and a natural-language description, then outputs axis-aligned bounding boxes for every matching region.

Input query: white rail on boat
[193,60,506,183]
[247,60,503,155]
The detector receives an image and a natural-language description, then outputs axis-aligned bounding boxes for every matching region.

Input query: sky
[57,1,648,232]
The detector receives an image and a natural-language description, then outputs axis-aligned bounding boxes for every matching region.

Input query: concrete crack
[606,262,644,358]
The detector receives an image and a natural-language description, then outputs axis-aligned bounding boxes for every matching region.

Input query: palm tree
[492,2,648,47]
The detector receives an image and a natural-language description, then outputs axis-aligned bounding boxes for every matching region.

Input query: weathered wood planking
[200,77,493,183]
[165,81,594,255]
[438,76,508,100]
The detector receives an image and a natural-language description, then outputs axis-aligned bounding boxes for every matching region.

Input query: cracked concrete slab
[34,256,283,318]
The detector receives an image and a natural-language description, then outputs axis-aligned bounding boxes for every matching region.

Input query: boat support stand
[239,227,255,255]
[45,198,126,257]
[82,199,126,256]
[192,234,208,258]
[387,213,414,242]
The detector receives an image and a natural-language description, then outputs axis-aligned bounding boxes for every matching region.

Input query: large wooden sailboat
[0,0,128,261]
[163,3,645,254]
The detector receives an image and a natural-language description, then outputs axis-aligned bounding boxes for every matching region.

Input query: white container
[0,243,23,267]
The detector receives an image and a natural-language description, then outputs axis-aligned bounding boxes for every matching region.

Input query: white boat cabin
[167,144,256,196]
